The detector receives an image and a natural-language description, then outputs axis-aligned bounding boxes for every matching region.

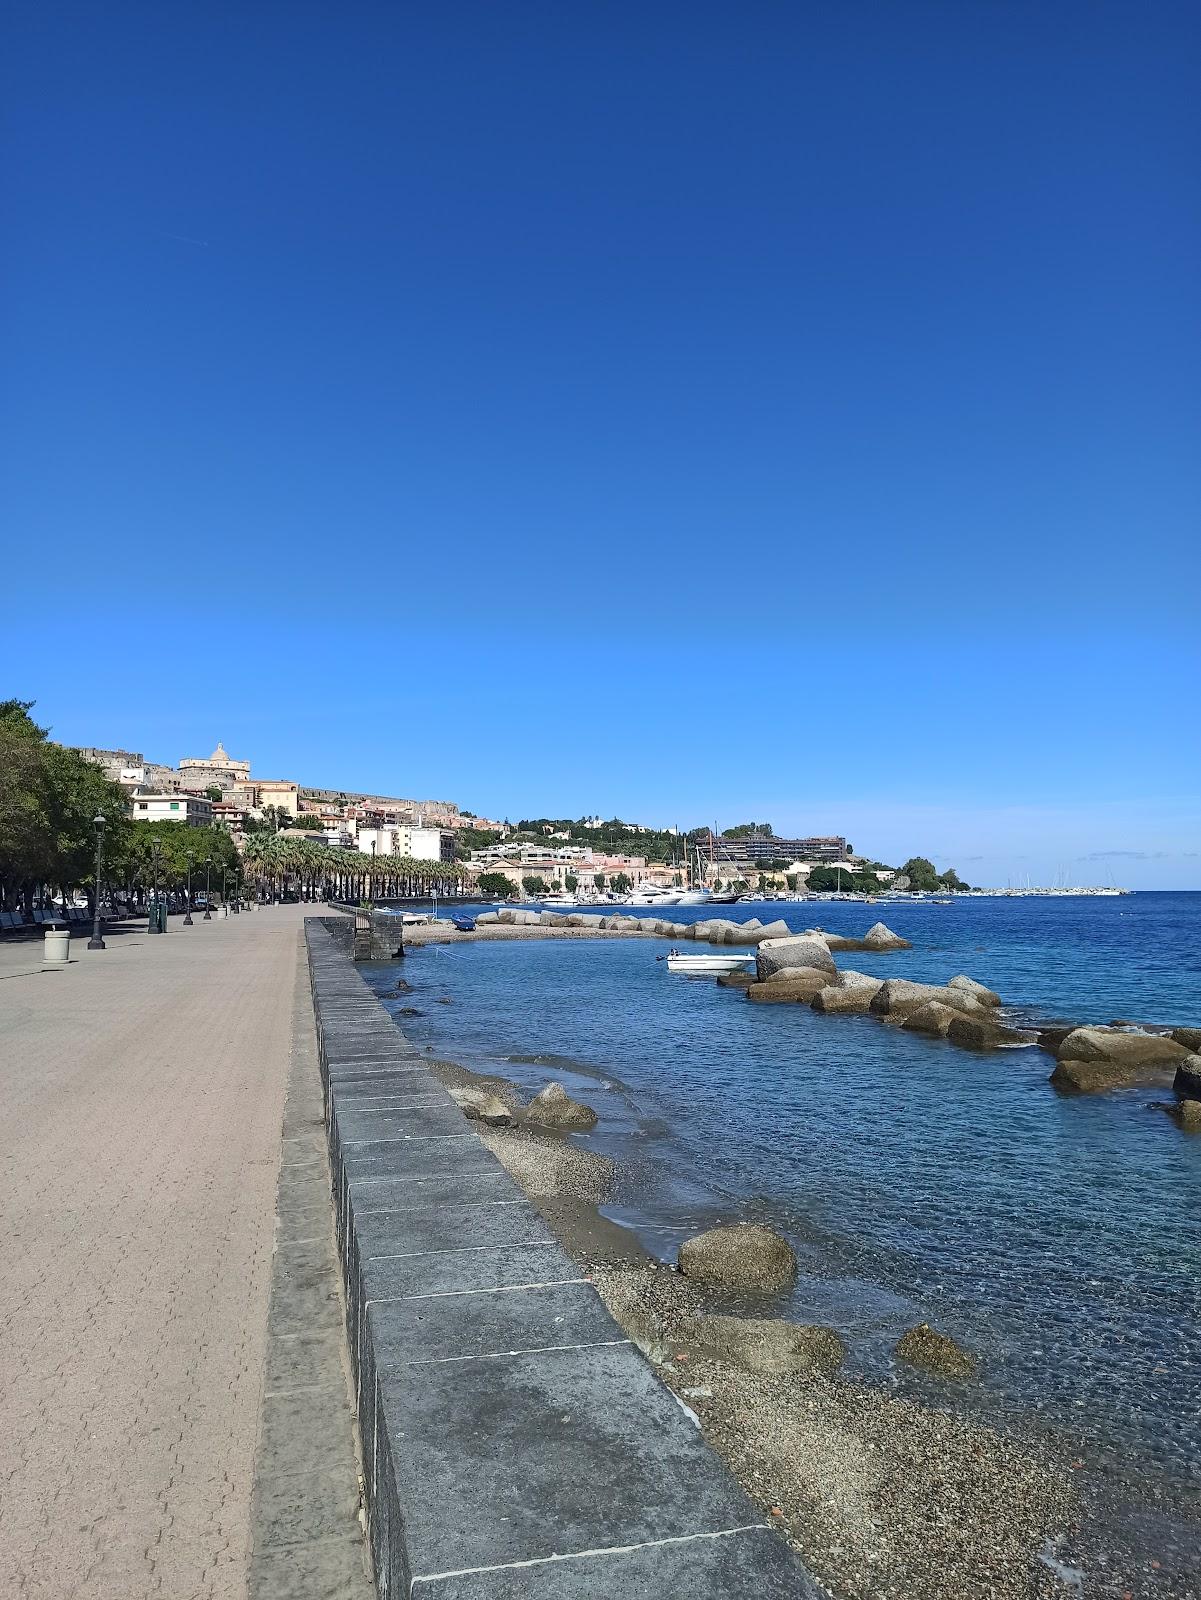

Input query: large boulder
[1174,1055,1201,1100]
[756,920,792,941]
[475,911,500,924]
[458,1091,514,1127]
[1036,1025,1080,1056]
[677,1224,797,1290]
[747,970,829,1003]
[840,969,885,991]
[819,922,911,953]
[947,975,1002,1006]
[497,908,516,923]
[895,1323,977,1379]
[526,1082,598,1131]
[870,979,991,1020]
[902,1001,959,1037]
[1051,1029,1188,1091]
[946,1014,1037,1051]
[811,979,881,1014]
[756,935,838,982]
[1172,1099,1201,1133]
[1171,1027,1201,1052]
[1056,1028,1188,1072]
[682,1314,844,1375]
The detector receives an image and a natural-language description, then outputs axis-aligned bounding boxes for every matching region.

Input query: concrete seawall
[305,917,822,1598]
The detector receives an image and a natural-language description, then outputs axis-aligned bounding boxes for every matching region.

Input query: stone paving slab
[380,1342,758,1574]
[305,917,823,1600]
[0,904,327,1599]
[423,1526,813,1598]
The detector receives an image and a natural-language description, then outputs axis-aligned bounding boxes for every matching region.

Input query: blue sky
[3,2,1197,886]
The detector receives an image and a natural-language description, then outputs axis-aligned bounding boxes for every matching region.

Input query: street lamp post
[87,812,107,950]
[183,855,195,925]
[203,856,213,919]
[147,841,163,933]
[232,867,241,912]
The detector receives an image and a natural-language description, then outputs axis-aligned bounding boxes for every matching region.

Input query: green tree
[205,785,223,803]
[593,873,606,890]
[521,875,548,897]
[900,856,942,892]
[610,872,631,895]
[0,701,130,911]
[477,871,517,899]
[564,874,579,892]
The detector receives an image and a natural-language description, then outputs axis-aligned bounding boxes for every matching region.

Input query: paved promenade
[0,906,333,1600]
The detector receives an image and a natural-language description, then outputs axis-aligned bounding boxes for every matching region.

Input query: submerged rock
[946,1014,1037,1051]
[716,970,757,989]
[677,1223,797,1290]
[681,1314,845,1375]
[756,935,838,982]
[526,1081,598,1131]
[895,1323,977,1379]
[863,921,912,951]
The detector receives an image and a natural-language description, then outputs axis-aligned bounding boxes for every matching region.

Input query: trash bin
[43,922,70,966]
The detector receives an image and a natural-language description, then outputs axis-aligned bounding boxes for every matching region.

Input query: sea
[365,892,1201,1569]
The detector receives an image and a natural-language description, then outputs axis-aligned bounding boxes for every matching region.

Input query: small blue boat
[450,914,476,932]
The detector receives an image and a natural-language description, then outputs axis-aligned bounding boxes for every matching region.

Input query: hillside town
[67,739,882,896]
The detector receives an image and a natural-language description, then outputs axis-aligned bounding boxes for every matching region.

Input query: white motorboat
[625,884,676,905]
[675,887,712,906]
[666,951,755,975]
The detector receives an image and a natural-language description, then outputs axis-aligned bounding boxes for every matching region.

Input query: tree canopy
[0,700,130,908]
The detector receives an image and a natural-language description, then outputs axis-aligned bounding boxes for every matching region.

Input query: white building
[131,793,213,827]
[357,826,453,863]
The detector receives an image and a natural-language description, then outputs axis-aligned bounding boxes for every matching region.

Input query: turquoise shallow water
[367,894,1201,1507]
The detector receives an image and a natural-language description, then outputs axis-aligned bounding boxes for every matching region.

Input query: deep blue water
[368,894,1201,1497]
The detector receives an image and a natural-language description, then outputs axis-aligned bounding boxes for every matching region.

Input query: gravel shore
[419,1053,1097,1600]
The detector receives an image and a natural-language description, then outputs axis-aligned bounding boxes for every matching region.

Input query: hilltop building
[178,741,252,791]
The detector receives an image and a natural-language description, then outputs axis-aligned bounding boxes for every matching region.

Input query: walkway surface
[0,905,347,1600]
